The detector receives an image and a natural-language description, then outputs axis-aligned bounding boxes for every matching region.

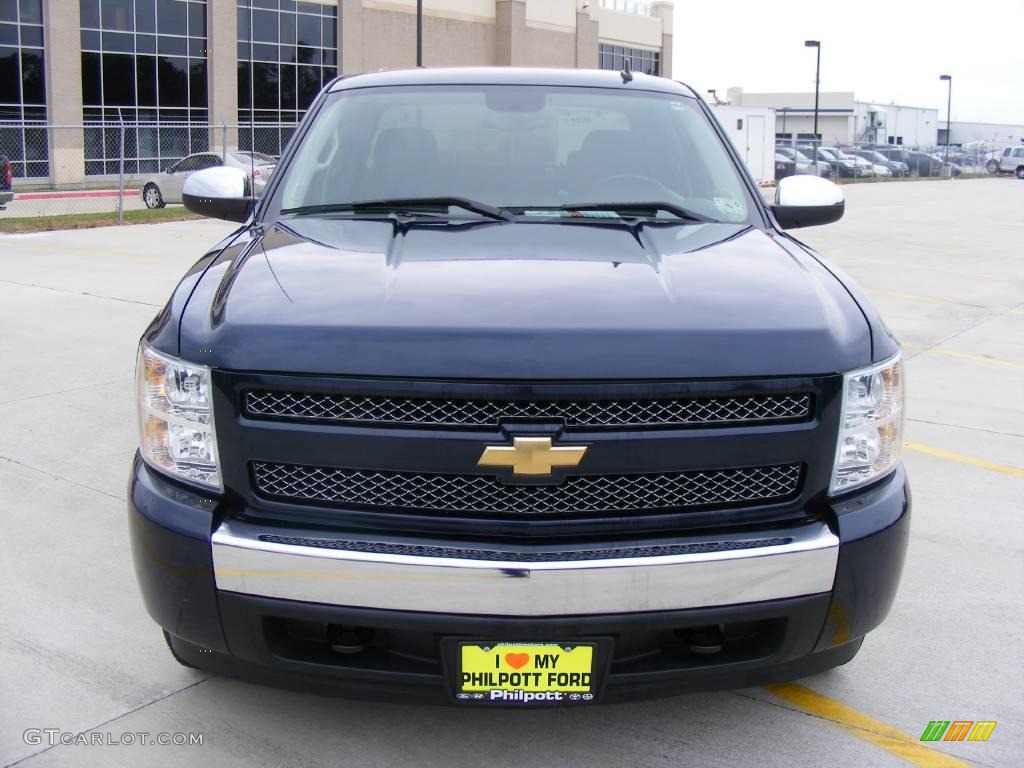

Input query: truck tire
[985,159,1000,174]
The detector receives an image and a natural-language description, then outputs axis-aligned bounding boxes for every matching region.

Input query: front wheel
[1016,167,1024,180]
[985,159,1000,174]
[143,183,165,209]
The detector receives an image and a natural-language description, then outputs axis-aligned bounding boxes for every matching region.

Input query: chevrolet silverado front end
[129,68,909,705]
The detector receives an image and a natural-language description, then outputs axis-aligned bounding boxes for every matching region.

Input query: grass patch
[0,206,201,233]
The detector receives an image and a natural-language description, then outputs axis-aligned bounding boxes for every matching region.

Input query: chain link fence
[1,118,1018,220]
[0,120,299,219]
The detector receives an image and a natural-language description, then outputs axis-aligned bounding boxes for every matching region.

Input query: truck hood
[179,218,869,379]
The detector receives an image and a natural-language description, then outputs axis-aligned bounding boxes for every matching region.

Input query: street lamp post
[416,0,423,66]
[940,75,952,169]
[805,40,820,166]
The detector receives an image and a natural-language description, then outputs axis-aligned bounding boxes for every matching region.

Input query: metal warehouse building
[0,0,674,187]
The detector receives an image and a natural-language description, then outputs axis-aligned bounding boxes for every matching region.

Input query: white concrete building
[726,88,939,147]
[710,104,776,183]
[946,121,1024,147]
[727,88,855,145]
[854,102,939,148]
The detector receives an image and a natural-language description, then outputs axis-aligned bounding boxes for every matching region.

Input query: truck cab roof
[331,66,698,98]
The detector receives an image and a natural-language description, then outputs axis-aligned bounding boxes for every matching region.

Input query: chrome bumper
[212,520,839,616]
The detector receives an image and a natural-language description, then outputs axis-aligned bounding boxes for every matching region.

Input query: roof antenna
[621,57,633,84]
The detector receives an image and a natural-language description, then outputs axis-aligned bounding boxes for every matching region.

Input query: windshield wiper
[516,201,716,225]
[283,196,514,222]
[553,202,718,223]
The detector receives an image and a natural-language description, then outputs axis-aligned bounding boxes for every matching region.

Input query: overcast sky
[672,0,1024,125]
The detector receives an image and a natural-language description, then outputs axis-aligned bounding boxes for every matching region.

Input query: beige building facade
[4,0,673,186]
[341,0,672,72]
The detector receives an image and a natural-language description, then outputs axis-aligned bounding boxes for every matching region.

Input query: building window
[599,0,654,16]
[0,0,48,178]
[598,43,659,76]
[80,0,209,175]
[237,0,338,156]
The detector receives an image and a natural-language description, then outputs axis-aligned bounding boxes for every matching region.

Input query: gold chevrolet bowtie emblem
[477,436,588,476]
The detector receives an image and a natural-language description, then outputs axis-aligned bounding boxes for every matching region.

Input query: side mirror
[182,166,256,223]
[770,175,844,229]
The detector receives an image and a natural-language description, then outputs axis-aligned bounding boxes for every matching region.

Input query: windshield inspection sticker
[713,198,743,217]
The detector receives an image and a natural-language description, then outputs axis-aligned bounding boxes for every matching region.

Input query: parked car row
[774,147,833,179]
[851,149,910,177]
[773,143,970,181]
[773,145,896,181]
[872,147,962,177]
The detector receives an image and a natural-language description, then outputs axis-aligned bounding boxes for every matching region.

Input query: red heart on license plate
[505,652,530,669]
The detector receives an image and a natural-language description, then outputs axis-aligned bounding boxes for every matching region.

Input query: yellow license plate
[457,642,596,704]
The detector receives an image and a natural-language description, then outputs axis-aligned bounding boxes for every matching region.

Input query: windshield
[276,85,753,223]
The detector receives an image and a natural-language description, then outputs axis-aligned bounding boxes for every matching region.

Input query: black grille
[252,461,802,516]
[257,534,790,561]
[243,389,812,429]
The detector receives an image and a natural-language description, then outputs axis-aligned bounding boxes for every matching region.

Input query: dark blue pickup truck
[130,67,908,706]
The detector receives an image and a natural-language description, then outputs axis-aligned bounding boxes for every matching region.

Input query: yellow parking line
[843,255,1012,282]
[901,344,1024,370]
[863,288,1024,317]
[904,442,1024,478]
[765,683,969,768]
[866,288,1006,312]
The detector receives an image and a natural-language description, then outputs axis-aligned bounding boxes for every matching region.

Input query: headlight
[830,354,904,494]
[136,343,222,491]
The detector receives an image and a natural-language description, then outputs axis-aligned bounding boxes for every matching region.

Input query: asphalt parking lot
[1,178,1021,767]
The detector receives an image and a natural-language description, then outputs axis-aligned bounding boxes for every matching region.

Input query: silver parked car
[141,150,277,209]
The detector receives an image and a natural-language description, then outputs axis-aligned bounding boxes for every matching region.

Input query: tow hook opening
[684,625,725,655]
[328,625,375,655]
